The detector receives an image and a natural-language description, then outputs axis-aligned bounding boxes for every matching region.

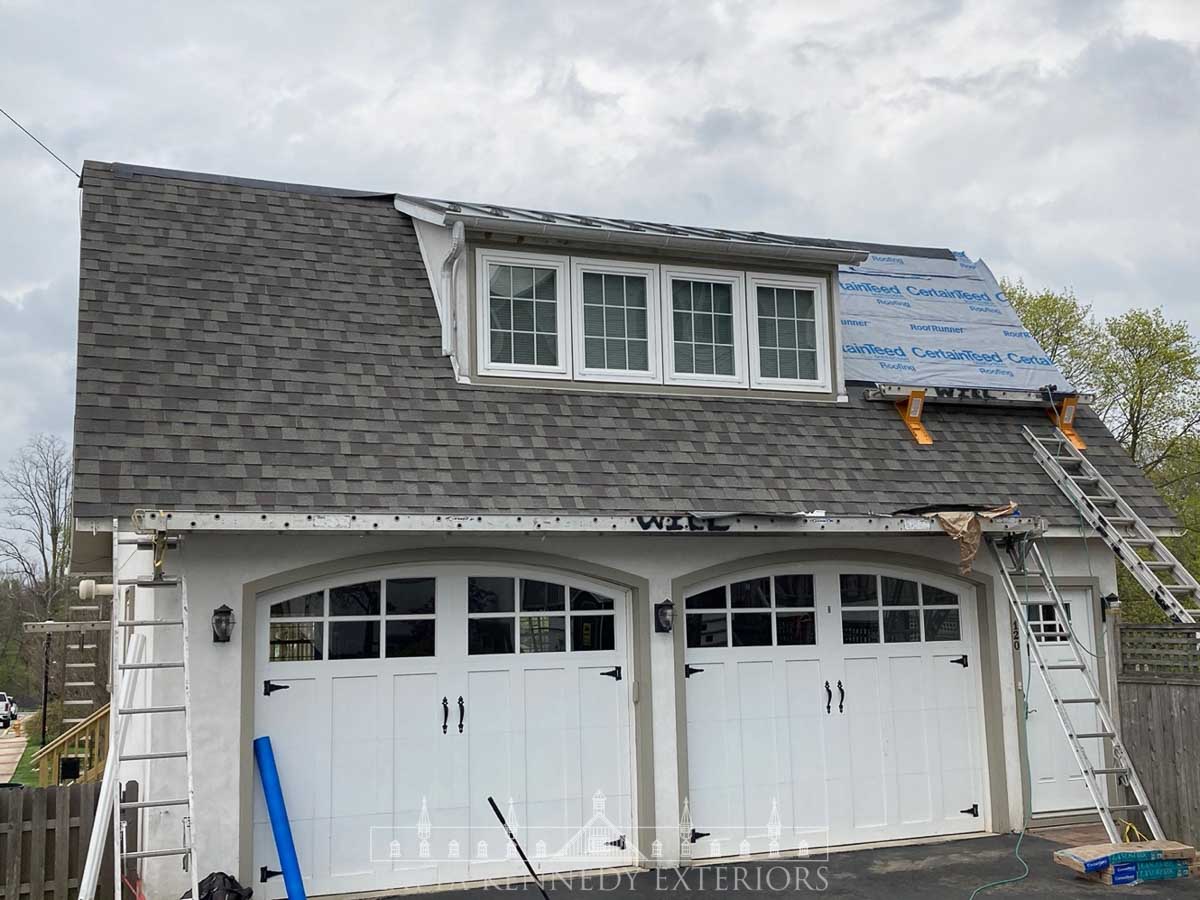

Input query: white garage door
[253,565,636,898]
[683,564,987,859]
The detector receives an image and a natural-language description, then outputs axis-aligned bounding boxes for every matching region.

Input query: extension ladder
[1024,426,1198,624]
[988,534,1163,843]
[80,524,201,900]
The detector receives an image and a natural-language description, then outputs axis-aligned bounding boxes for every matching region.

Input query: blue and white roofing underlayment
[838,252,1072,392]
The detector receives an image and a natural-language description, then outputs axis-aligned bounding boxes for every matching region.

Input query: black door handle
[442,696,449,734]
[825,680,832,714]
[457,696,465,733]
[837,680,845,714]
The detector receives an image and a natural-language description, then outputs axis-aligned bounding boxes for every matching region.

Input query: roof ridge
[87,160,394,200]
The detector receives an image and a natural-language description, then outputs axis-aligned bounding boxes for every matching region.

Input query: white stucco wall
[113,528,1118,895]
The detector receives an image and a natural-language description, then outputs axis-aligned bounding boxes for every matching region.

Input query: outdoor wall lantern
[212,604,236,643]
[654,599,674,633]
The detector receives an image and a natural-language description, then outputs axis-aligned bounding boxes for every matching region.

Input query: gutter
[76,510,1048,537]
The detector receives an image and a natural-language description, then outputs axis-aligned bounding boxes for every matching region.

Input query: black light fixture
[1101,592,1119,622]
[212,604,235,643]
[654,599,674,633]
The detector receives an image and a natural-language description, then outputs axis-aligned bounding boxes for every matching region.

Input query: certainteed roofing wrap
[72,162,1174,527]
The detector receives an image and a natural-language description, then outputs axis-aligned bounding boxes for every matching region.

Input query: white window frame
[660,264,749,387]
[570,258,662,384]
[746,272,832,393]
[475,248,571,379]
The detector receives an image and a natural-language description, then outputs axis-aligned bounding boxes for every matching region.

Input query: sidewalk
[0,726,29,783]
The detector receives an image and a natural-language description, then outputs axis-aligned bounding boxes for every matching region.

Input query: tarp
[838,252,1073,391]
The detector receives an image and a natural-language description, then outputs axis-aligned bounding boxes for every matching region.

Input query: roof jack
[896,388,933,445]
[440,221,466,356]
[1045,392,1086,450]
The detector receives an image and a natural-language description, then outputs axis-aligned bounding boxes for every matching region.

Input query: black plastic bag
[181,871,252,900]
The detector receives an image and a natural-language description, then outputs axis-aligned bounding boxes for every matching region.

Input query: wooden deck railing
[29,706,109,788]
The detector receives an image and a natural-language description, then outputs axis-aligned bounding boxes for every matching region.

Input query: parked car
[0,693,11,728]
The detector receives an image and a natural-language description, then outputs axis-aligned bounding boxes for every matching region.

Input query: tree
[0,433,73,618]
[1001,278,1101,394]
[1091,309,1200,471]
[0,434,74,739]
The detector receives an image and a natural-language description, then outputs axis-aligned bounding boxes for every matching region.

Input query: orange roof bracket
[1048,394,1087,451]
[896,389,933,445]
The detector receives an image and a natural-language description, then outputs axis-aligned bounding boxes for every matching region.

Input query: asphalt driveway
[407,832,1199,898]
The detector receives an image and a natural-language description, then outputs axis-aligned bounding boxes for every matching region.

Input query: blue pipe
[253,736,307,900]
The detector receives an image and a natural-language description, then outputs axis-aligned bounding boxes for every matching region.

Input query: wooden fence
[1117,620,1200,847]
[0,783,114,900]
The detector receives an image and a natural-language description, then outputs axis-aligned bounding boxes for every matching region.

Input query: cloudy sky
[1,0,1198,468]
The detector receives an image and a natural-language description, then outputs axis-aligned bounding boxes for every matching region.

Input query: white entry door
[254,565,635,898]
[1020,587,1106,815]
[684,565,987,859]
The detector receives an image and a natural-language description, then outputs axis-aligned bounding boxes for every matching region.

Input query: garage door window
[267,578,439,662]
[685,574,816,648]
[840,575,961,644]
[269,590,324,661]
[467,577,617,655]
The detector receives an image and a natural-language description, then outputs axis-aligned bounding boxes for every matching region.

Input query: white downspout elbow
[440,221,466,357]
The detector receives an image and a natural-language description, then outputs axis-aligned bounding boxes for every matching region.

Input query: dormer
[395,195,874,401]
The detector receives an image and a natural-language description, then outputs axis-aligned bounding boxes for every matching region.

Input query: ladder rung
[117,619,183,627]
[121,847,192,860]
[1107,804,1147,812]
[1106,517,1137,526]
[118,661,184,670]
[122,751,188,761]
[120,798,189,810]
[1093,767,1130,775]
[1045,662,1086,670]
[1059,697,1101,704]
[117,705,185,716]
[1126,538,1156,547]
[1084,494,1117,504]
[66,662,96,669]
[118,536,180,547]
[70,605,100,613]
[63,700,95,707]
[73,645,99,651]
[1162,585,1196,593]
[65,681,96,689]
[1070,475,1100,482]
[1071,731,1115,739]
[1053,455,1081,463]
[1145,560,1177,570]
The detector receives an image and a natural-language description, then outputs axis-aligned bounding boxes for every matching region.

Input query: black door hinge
[601,667,622,680]
[951,655,969,668]
[960,803,979,817]
[684,664,704,678]
[605,835,626,850]
[263,680,290,696]
[260,866,282,882]
[689,828,710,843]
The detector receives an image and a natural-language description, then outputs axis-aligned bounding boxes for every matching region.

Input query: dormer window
[474,249,830,391]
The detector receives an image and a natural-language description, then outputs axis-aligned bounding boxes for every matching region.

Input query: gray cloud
[0,0,1198,471]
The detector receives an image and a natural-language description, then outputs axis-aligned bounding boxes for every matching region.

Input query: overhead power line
[0,104,80,179]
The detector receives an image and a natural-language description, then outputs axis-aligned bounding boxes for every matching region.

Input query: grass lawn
[11,716,44,786]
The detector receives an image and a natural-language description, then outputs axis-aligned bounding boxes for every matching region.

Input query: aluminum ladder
[104,525,201,900]
[988,534,1163,842]
[1024,425,1198,624]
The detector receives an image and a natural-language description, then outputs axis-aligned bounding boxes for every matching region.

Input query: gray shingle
[71,161,1177,529]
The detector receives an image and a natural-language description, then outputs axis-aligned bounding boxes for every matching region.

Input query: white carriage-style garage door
[683,565,987,859]
[253,565,636,898]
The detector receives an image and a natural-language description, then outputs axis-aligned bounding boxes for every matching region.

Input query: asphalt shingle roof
[72,161,1176,529]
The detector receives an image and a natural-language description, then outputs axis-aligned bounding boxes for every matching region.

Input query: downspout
[440,221,466,357]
